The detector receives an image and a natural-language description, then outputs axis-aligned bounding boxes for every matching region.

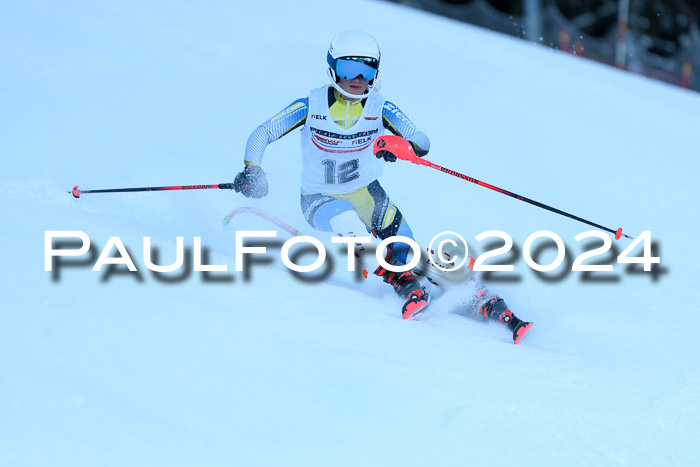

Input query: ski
[414,261,535,344]
[401,287,431,320]
[512,320,534,345]
[222,206,534,343]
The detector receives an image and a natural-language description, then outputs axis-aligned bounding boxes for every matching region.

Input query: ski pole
[374,135,633,240]
[69,183,233,198]
[223,206,303,236]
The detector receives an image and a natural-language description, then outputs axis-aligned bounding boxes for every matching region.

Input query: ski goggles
[332,57,379,82]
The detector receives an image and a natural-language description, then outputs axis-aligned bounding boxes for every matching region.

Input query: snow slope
[2,0,700,465]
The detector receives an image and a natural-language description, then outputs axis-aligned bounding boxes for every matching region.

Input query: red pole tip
[72,186,81,198]
[615,227,622,240]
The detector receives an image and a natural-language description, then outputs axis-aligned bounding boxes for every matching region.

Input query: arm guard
[382,100,430,157]
[244,98,309,166]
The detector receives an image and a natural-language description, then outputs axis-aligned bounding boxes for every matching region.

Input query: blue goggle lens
[335,58,378,82]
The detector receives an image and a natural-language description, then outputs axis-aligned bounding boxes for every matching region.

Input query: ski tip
[402,298,429,320]
[513,322,534,345]
[402,290,430,320]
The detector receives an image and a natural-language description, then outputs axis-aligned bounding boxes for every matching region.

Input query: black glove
[375,150,397,162]
[413,143,429,158]
[233,165,268,198]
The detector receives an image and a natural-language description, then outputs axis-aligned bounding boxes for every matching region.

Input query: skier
[232,30,532,343]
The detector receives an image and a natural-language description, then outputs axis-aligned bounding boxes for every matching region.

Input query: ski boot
[470,279,533,344]
[374,263,430,320]
[479,297,533,345]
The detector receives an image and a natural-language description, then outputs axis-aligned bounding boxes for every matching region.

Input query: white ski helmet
[327,30,381,99]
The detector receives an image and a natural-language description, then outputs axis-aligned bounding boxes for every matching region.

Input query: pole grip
[374,135,432,167]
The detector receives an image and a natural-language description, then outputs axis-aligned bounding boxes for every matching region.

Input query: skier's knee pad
[300,192,354,232]
[414,240,473,285]
[328,210,387,276]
